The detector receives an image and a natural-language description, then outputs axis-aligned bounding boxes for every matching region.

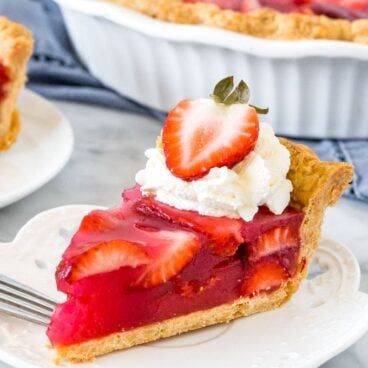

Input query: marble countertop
[0,100,367,368]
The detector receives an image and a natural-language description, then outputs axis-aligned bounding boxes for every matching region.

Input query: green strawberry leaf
[211,76,269,115]
[212,76,234,102]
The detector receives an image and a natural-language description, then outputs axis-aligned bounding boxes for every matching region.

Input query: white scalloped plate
[0,90,74,208]
[1,205,368,368]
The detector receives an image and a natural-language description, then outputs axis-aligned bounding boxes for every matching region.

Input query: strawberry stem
[211,76,269,114]
[249,104,269,114]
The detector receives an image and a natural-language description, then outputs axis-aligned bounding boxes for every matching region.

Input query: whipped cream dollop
[135,123,292,221]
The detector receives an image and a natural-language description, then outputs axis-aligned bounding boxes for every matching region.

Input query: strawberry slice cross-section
[249,225,300,261]
[79,210,121,233]
[162,77,265,181]
[136,195,244,256]
[137,230,201,288]
[241,259,289,297]
[56,201,203,291]
[163,98,259,181]
[68,240,150,282]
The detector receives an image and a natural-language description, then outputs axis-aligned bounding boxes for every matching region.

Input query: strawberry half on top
[162,77,268,181]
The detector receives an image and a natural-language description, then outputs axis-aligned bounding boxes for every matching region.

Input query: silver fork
[0,275,58,326]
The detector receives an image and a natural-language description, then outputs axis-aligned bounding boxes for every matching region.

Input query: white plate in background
[0,205,368,368]
[0,90,74,208]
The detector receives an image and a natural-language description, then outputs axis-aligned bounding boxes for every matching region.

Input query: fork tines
[0,275,58,326]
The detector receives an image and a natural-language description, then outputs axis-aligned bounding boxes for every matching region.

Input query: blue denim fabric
[301,140,367,202]
[1,0,367,202]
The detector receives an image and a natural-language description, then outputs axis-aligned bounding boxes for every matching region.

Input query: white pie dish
[0,205,368,368]
[54,0,368,139]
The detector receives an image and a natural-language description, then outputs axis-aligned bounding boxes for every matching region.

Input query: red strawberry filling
[184,0,368,20]
[47,186,304,347]
[135,194,244,256]
[0,64,9,102]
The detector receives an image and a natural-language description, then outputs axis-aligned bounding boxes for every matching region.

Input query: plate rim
[0,89,74,209]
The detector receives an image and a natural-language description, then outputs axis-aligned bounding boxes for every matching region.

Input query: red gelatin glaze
[47,186,304,347]
[0,64,9,102]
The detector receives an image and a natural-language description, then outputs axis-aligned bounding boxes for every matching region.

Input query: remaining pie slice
[0,17,33,151]
[107,0,368,43]
[48,77,353,363]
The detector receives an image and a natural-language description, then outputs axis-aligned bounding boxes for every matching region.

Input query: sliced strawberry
[136,196,244,256]
[68,240,149,282]
[249,226,300,261]
[137,230,201,288]
[241,259,289,297]
[79,210,120,233]
[241,206,304,244]
[163,98,259,181]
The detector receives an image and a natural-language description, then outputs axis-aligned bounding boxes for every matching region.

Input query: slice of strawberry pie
[48,77,353,363]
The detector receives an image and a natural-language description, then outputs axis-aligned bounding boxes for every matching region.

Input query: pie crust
[0,17,33,151]
[106,0,368,44]
[53,138,354,363]
[0,110,20,150]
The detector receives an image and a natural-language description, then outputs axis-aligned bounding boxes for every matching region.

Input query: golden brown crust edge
[281,138,354,263]
[53,138,353,363]
[0,110,21,150]
[0,17,33,150]
[106,0,368,44]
